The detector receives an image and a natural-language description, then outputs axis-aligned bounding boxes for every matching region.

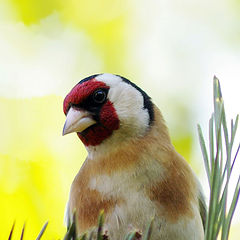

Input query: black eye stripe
[73,88,109,117]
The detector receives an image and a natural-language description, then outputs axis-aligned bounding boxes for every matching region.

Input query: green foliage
[198,76,240,240]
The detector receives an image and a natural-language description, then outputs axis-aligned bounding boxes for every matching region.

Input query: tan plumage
[63,74,206,239]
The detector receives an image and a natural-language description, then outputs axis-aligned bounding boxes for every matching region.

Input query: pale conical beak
[62,107,96,136]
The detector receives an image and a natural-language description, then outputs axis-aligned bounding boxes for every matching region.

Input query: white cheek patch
[96,73,150,137]
[109,82,150,136]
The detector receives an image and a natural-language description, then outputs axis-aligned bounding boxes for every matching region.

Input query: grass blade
[97,210,104,240]
[20,223,26,240]
[222,176,240,240]
[8,222,15,240]
[79,233,87,240]
[143,219,154,240]
[36,222,48,240]
[198,125,210,184]
[209,115,215,173]
[126,232,137,240]
[88,230,95,240]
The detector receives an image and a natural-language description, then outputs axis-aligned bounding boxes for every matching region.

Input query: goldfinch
[62,73,206,240]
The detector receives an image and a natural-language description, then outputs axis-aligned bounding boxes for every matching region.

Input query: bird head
[63,73,154,153]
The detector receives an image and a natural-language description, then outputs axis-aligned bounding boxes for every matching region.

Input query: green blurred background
[0,0,240,239]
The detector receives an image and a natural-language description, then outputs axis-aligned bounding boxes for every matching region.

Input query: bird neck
[84,105,174,172]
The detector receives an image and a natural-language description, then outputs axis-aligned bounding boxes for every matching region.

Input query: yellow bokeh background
[0,0,240,239]
[0,1,142,238]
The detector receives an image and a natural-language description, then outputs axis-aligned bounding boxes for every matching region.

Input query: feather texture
[67,105,205,239]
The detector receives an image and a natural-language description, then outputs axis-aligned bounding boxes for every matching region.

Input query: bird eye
[93,89,107,104]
